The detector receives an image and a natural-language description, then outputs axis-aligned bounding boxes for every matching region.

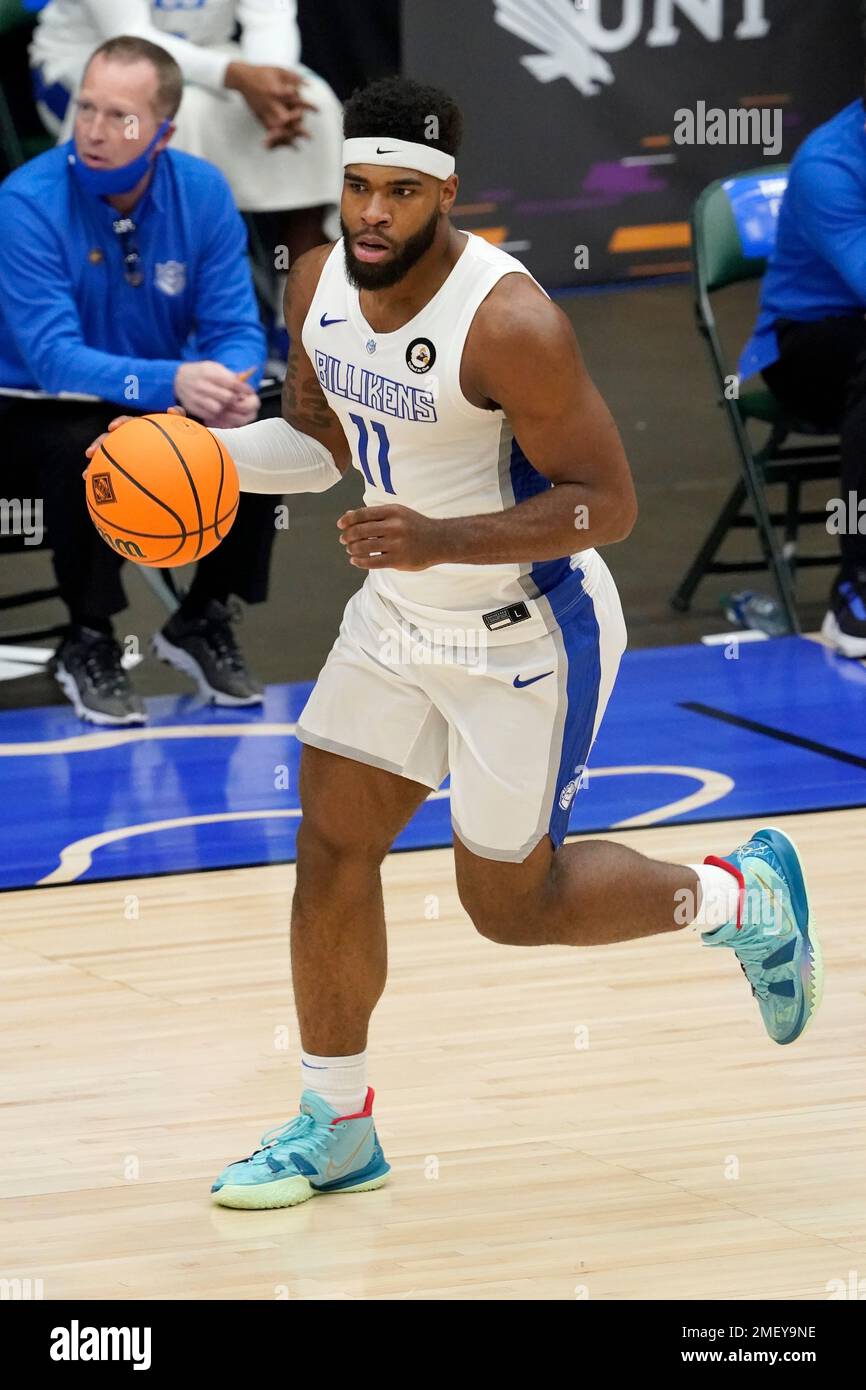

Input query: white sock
[301,1049,367,1116]
[685,863,742,930]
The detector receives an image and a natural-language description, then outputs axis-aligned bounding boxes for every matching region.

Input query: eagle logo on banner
[493,0,614,96]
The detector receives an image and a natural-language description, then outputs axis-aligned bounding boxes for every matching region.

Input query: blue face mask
[67,120,171,196]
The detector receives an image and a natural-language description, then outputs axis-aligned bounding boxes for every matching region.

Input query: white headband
[342,137,455,180]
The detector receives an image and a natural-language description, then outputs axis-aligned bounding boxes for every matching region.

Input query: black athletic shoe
[151,599,264,706]
[822,571,866,659]
[52,626,147,726]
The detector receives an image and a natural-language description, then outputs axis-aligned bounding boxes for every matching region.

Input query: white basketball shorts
[295,560,627,862]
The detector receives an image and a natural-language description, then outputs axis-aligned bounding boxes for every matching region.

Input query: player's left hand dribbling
[337,505,444,571]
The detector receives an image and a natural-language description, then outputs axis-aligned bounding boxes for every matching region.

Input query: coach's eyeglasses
[112,215,143,287]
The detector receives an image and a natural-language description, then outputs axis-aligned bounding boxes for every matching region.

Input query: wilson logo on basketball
[95,525,145,560]
[91,472,117,505]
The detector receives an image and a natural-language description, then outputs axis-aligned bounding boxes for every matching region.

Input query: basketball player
[90,77,824,1210]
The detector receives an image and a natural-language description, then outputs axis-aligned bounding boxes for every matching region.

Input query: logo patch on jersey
[91,472,116,505]
[406,337,436,374]
[558,776,581,812]
[365,339,377,355]
[154,260,186,296]
[320,313,347,327]
[558,764,588,812]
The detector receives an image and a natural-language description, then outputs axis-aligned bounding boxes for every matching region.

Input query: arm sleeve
[82,0,232,90]
[0,190,181,409]
[209,415,343,494]
[190,176,267,386]
[793,156,866,305]
[237,0,300,68]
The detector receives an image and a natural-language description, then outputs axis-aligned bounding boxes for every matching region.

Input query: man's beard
[341,207,440,290]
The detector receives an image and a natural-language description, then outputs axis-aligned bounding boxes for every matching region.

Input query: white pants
[296,564,627,862]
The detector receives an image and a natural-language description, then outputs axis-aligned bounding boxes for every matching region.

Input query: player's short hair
[84,35,183,121]
[343,76,463,158]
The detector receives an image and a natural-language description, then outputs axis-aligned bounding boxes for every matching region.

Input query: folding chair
[0,513,183,645]
[671,166,841,633]
[0,531,64,642]
[0,0,53,176]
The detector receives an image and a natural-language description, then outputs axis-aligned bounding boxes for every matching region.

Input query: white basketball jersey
[302,231,600,643]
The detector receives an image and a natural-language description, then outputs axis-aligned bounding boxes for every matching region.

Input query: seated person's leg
[827,345,866,656]
[763,316,866,657]
[151,492,277,706]
[33,402,146,725]
[761,316,863,426]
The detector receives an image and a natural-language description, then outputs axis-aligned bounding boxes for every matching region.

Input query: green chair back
[694,166,789,295]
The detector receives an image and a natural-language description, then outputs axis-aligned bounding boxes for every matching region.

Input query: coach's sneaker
[151,599,263,706]
[52,626,146,726]
[211,1087,390,1210]
[701,827,823,1045]
[821,571,866,659]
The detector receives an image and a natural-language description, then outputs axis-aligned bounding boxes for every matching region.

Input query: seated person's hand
[263,99,314,149]
[174,361,259,423]
[225,62,316,144]
[205,385,260,429]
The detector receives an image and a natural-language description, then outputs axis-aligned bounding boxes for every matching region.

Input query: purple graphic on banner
[583,161,669,196]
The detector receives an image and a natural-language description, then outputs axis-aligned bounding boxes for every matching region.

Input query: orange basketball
[85,413,239,568]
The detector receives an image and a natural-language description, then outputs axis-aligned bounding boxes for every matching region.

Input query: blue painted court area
[1,635,864,890]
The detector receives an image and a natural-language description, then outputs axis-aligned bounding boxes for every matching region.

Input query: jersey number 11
[348,413,395,494]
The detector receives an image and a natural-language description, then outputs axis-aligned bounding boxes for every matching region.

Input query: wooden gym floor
[1,808,863,1301]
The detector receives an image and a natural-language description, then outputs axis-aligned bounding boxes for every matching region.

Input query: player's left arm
[339,276,637,570]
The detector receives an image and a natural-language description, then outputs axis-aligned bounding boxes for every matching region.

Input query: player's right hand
[83,406,187,464]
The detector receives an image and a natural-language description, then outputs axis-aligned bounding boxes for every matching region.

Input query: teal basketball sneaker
[701,826,823,1045]
[211,1087,390,1209]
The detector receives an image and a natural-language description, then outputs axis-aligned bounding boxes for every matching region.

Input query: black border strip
[681,701,866,770]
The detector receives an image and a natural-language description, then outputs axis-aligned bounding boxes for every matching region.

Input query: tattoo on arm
[281,267,341,435]
[282,351,341,434]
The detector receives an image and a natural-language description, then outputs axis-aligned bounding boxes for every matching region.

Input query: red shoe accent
[704,855,746,930]
[332,1086,375,1124]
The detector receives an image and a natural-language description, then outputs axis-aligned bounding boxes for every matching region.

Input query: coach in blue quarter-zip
[0,36,274,725]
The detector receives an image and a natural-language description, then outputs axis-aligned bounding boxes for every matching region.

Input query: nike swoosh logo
[513,671,554,688]
[376,146,398,154]
[319,314,347,327]
[321,1127,371,1181]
